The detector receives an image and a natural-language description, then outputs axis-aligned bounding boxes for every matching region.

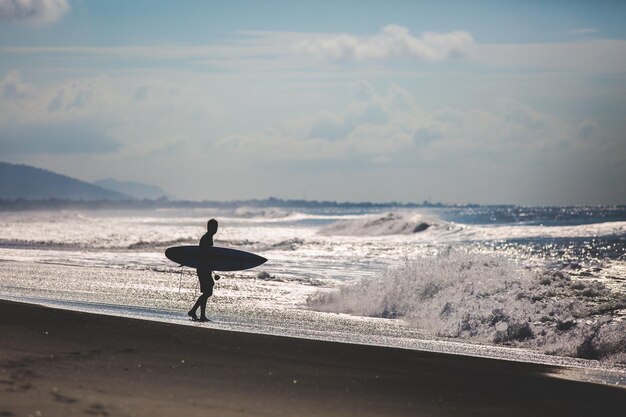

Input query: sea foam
[308,249,626,362]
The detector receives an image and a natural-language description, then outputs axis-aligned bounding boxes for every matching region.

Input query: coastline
[1,300,625,416]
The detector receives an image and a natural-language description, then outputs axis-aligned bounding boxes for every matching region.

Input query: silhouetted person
[188,218,220,322]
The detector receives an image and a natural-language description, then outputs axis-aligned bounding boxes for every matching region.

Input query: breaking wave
[232,207,294,219]
[308,249,626,363]
[318,211,626,242]
[319,212,446,236]
[126,237,194,250]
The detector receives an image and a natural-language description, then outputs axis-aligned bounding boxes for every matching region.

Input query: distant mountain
[94,178,172,200]
[0,162,129,201]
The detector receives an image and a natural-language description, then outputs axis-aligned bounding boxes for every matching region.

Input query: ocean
[1,205,625,383]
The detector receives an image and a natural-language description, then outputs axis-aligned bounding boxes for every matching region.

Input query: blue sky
[1,0,625,204]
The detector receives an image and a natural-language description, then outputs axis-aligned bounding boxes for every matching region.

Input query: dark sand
[1,301,624,417]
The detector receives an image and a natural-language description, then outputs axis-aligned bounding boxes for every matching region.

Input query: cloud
[475,39,626,74]
[295,25,475,62]
[3,28,625,77]
[0,121,121,154]
[349,80,375,101]
[217,82,596,166]
[0,71,116,126]
[412,127,442,144]
[0,70,32,99]
[0,71,207,158]
[1,66,620,203]
[216,83,426,161]
[0,0,70,26]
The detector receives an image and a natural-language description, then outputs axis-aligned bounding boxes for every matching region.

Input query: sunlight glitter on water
[1,206,625,373]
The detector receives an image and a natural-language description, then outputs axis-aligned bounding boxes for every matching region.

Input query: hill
[0,162,129,201]
[94,178,172,200]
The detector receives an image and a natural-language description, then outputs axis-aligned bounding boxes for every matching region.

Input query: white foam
[308,249,626,362]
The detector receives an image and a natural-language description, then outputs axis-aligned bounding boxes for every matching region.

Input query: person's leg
[190,269,209,319]
[188,296,201,319]
[199,287,213,321]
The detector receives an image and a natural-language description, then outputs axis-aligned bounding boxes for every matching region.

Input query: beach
[3,0,626,414]
[1,300,625,417]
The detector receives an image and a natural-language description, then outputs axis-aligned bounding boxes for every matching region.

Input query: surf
[307,248,626,363]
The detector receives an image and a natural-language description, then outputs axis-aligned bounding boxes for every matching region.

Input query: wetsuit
[188,232,215,320]
[197,232,215,296]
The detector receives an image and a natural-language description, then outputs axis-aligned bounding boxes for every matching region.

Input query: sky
[1,0,625,205]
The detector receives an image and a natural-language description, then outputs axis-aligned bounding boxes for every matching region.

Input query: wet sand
[1,300,624,417]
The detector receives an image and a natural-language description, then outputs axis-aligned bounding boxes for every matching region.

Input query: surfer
[188,219,221,322]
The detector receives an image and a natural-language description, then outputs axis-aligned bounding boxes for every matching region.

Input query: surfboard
[165,245,267,271]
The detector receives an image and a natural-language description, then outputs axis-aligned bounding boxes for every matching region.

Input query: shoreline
[4,292,626,379]
[1,300,625,416]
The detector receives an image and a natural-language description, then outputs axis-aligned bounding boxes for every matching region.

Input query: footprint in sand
[84,403,110,416]
[50,391,79,404]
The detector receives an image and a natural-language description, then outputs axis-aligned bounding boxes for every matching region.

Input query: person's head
[207,218,218,235]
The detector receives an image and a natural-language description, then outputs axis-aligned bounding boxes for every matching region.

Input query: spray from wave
[232,207,294,219]
[307,249,626,363]
[319,212,439,236]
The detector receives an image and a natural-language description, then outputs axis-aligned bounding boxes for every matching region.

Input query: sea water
[1,205,625,385]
